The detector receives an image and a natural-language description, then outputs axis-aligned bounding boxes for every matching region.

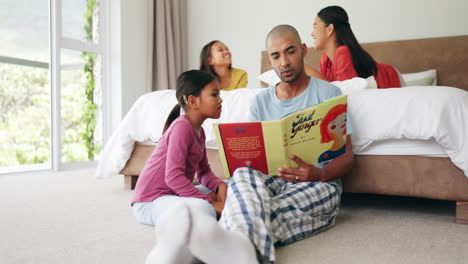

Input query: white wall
[113,0,151,123]
[112,0,467,130]
[187,0,468,88]
[108,0,122,137]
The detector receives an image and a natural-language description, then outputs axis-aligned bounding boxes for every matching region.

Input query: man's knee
[230,167,253,183]
[233,166,251,175]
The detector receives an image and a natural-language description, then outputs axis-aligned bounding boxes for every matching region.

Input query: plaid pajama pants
[219,167,342,263]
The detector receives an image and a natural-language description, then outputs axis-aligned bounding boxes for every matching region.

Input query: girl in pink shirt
[141,70,257,264]
[305,6,402,88]
[132,70,227,226]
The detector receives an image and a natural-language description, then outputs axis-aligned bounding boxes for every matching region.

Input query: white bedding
[357,138,447,157]
[96,85,468,179]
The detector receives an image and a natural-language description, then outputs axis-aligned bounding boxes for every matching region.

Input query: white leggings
[132,184,216,226]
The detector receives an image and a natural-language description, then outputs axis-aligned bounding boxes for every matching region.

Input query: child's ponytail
[163,104,181,134]
[162,70,217,134]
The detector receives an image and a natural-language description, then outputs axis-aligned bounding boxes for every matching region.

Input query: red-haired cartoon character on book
[318,104,347,163]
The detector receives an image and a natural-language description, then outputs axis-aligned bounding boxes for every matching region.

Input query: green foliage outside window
[82,0,98,160]
[0,65,50,166]
[0,0,100,167]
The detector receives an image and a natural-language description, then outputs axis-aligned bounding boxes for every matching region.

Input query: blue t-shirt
[248,77,353,168]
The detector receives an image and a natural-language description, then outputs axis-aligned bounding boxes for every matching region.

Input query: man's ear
[301,43,308,57]
[187,95,200,110]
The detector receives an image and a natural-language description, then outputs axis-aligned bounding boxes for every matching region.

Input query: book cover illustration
[213,95,347,178]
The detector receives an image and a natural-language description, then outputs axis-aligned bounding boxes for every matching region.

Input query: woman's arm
[304,64,325,80]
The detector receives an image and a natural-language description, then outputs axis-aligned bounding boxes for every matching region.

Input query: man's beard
[276,64,303,84]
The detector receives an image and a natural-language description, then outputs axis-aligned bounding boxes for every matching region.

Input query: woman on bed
[305,5,402,88]
[200,40,248,91]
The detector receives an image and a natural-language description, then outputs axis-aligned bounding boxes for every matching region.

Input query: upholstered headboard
[260,35,468,91]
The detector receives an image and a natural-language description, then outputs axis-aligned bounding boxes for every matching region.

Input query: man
[218,24,354,263]
[146,25,354,264]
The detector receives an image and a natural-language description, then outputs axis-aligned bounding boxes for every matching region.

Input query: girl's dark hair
[318,6,377,78]
[199,40,232,77]
[163,70,216,133]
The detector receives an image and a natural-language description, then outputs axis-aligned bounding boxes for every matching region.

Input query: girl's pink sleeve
[164,125,212,202]
[197,146,224,192]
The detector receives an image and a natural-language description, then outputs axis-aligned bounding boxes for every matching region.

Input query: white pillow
[257,69,280,86]
[401,69,437,86]
[258,69,375,94]
[366,75,378,89]
[332,77,376,95]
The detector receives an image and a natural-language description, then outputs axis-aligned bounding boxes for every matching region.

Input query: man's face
[267,33,305,84]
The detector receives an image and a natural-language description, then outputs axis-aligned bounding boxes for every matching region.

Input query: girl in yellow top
[199,40,248,91]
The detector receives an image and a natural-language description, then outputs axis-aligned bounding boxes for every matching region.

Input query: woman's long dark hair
[163,70,216,133]
[199,40,232,77]
[318,6,377,78]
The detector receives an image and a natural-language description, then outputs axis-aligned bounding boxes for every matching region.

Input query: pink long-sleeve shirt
[132,115,223,205]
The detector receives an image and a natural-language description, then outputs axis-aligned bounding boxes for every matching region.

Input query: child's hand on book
[277,154,324,183]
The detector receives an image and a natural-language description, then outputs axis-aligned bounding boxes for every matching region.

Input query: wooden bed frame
[121,35,468,224]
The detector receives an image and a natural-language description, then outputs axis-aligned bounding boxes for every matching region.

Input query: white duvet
[96,85,468,179]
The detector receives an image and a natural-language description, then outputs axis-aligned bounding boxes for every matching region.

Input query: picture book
[213,95,348,177]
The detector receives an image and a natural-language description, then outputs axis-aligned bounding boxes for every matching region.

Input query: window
[0,0,108,173]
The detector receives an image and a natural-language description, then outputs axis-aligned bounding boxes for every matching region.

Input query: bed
[97,35,468,224]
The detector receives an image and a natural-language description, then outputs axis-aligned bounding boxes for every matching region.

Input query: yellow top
[222,68,248,91]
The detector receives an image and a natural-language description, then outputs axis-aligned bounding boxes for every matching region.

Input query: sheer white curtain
[147,0,187,92]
